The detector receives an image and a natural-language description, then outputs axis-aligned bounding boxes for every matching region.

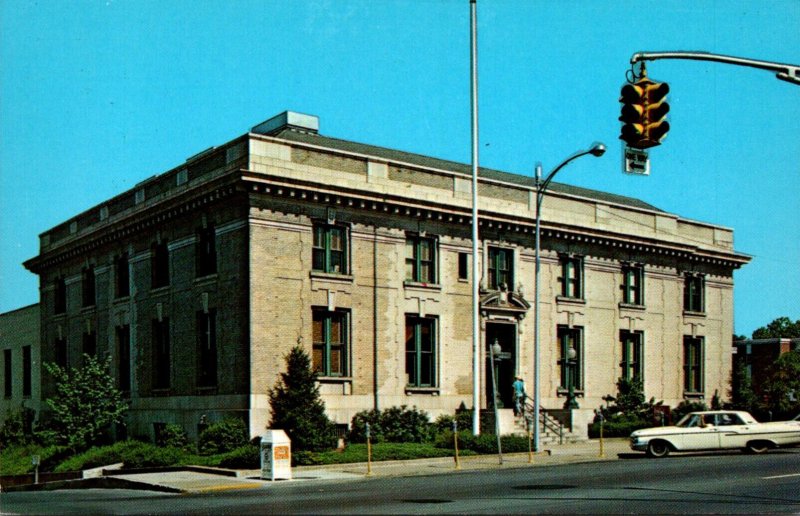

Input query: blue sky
[1,0,798,336]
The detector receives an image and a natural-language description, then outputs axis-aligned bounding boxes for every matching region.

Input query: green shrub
[348,409,383,443]
[197,418,249,455]
[433,404,474,434]
[0,406,36,446]
[434,430,530,454]
[348,406,433,443]
[155,423,190,450]
[379,406,432,443]
[0,443,67,475]
[218,445,260,469]
[53,440,192,472]
[293,450,323,466]
[588,416,650,438]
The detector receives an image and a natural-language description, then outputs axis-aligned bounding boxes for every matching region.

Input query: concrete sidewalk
[109,438,631,494]
[4,438,631,494]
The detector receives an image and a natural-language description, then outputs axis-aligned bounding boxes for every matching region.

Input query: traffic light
[619,77,670,149]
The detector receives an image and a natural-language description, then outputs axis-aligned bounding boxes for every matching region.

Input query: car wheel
[646,441,670,458]
[745,442,770,454]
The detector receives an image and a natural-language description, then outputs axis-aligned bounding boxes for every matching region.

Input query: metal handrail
[522,395,565,443]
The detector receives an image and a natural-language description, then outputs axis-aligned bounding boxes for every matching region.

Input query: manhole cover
[514,485,577,490]
[401,499,454,504]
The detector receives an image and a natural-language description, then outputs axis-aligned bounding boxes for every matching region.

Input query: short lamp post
[564,345,580,410]
[489,338,504,464]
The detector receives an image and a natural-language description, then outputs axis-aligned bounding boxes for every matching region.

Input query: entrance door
[485,323,517,408]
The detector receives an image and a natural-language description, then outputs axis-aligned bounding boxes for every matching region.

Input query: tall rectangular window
[622,264,644,305]
[82,266,96,307]
[683,336,704,393]
[312,309,348,377]
[3,349,11,398]
[405,315,437,388]
[151,241,170,288]
[620,331,644,381]
[458,252,469,280]
[196,226,217,277]
[405,235,437,283]
[82,331,96,363]
[197,310,217,388]
[312,223,348,274]
[55,337,68,369]
[117,325,131,393]
[560,255,584,299]
[684,274,704,312]
[54,277,67,314]
[152,318,171,390]
[487,247,513,290]
[557,326,583,390]
[115,253,130,298]
[22,345,31,397]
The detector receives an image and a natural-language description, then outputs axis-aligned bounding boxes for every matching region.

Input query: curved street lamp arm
[630,51,800,86]
[536,149,593,210]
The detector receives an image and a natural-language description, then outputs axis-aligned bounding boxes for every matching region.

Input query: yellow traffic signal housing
[619,78,670,149]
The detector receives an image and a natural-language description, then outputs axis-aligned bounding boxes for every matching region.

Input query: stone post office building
[24,111,750,440]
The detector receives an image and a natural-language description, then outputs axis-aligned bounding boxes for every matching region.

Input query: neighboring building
[733,338,800,399]
[0,304,41,427]
[24,111,751,440]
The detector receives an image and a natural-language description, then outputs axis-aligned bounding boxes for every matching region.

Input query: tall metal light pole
[533,142,606,451]
[469,0,481,436]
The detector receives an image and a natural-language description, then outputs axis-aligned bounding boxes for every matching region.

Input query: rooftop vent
[251,111,319,136]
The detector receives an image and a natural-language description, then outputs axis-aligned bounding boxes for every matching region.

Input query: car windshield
[675,414,703,428]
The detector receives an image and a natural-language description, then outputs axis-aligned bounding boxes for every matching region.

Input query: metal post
[469,0,481,437]
[489,339,503,464]
[365,422,372,476]
[533,163,542,452]
[453,420,461,470]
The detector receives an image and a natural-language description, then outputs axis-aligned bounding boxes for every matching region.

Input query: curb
[2,476,183,494]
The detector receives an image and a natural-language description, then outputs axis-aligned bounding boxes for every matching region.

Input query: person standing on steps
[512,376,526,418]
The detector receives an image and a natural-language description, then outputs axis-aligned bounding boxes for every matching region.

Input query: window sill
[113,296,131,304]
[457,278,469,284]
[152,388,171,397]
[682,310,706,318]
[309,271,354,282]
[556,296,585,306]
[556,388,584,397]
[317,376,352,384]
[405,387,439,395]
[194,274,218,285]
[403,281,441,291]
[683,391,705,399]
[196,386,218,395]
[150,285,171,295]
[619,303,646,311]
[80,305,96,313]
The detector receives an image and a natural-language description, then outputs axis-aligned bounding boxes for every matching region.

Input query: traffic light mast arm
[631,51,800,86]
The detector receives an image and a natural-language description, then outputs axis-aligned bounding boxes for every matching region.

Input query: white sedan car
[630,410,800,458]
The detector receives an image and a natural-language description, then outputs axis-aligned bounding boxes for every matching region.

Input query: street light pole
[564,345,579,409]
[533,142,605,452]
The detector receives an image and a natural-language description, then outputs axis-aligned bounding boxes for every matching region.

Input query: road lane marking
[762,473,800,479]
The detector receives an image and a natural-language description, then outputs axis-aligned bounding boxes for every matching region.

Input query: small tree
[729,362,760,414]
[761,351,800,419]
[43,354,128,451]
[268,346,336,452]
[600,377,661,421]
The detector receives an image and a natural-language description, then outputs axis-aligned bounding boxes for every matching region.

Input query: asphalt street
[3,448,799,514]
